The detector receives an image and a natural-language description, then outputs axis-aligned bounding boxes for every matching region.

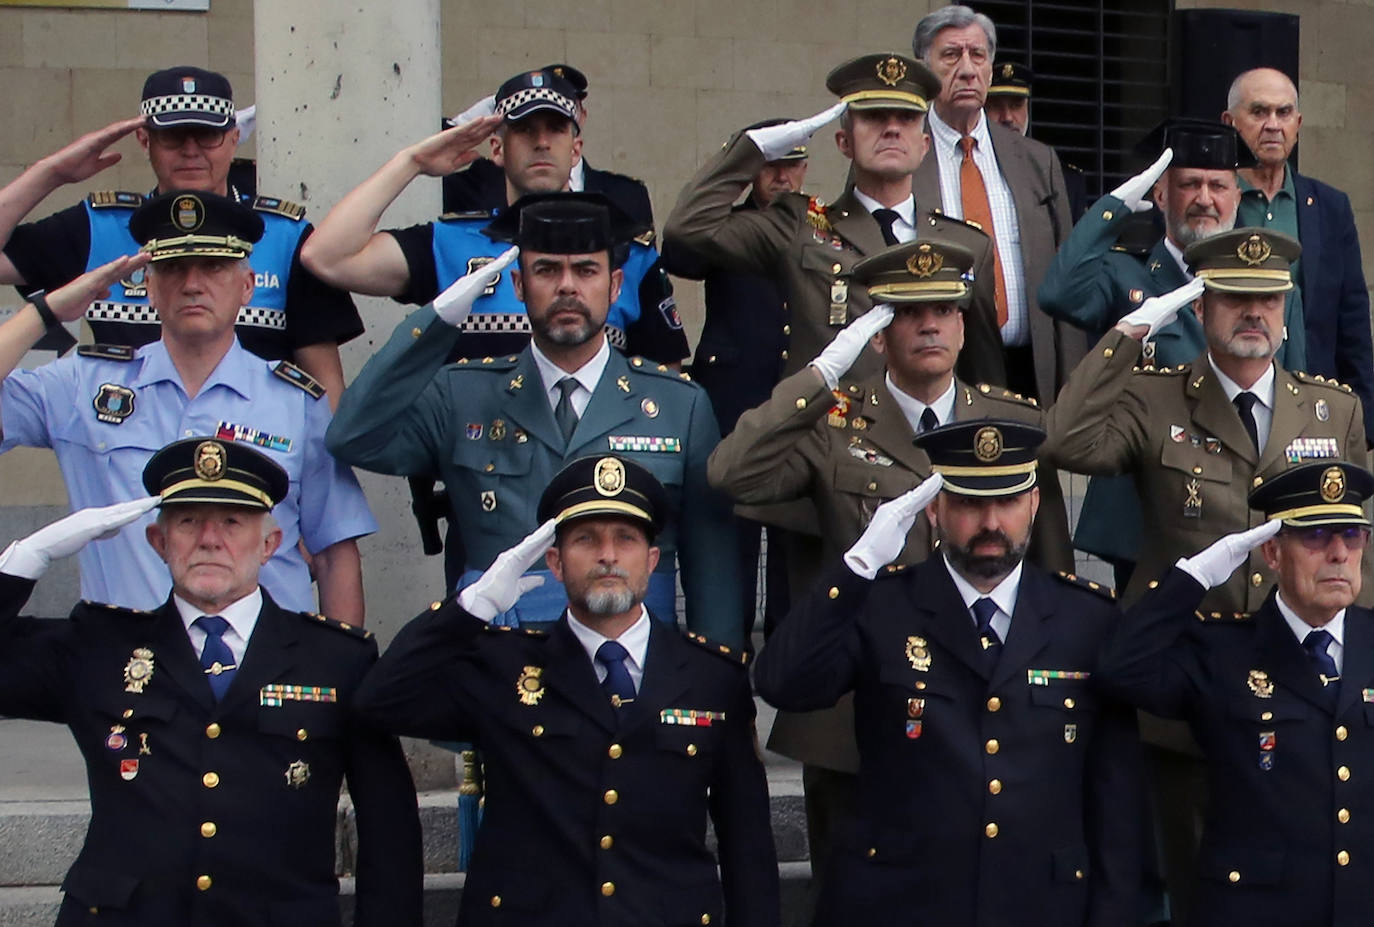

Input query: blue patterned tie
[596,640,636,710]
[971,597,1002,657]
[1302,629,1340,707]
[195,615,237,700]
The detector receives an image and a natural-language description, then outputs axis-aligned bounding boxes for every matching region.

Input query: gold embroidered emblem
[1002,63,1014,79]
[974,426,1003,462]
[1322,466,1346,503]
[123,648,155,694]
[516,666,546,706]
[905,636,931,672]
[1236,234,1272,267]
[194,441,226,481]
[1247,669,1274,699]
[907,243,943,278]
[876,55,907,87]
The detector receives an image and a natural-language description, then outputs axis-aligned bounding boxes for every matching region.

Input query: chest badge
[480,490,497,512]
[1064,723,1078,744]
[517,665,546,706]
[1316,398,1330,422]
[119,758,139,781]
[1247,669,1274,698]
[617,376,631,393]
[285,759,311,789]
[123,648,155,694]
[93,384,136,424]
[489,419,507,441]
[905,636,931,672]
[641,397,660,418]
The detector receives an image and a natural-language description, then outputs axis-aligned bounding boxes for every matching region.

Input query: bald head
[1223,68,1301,169]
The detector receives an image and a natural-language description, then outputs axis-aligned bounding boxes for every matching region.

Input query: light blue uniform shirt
[0,339,376,611]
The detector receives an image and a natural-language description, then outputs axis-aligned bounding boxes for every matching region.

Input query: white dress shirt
[886,374,956,433]
[566,605,652,692]
[176,587,263,666]
[1163,237,1193,280]
[530,336,611,419]
[851,188,917,243]
[926,108,1029,347]
[1207,355,1276,452]
[944,555,1023,644]
[1277,591,1345,674]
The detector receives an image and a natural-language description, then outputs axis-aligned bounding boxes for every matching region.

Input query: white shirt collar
[942,554,1023,643]
[569,158,586,192]
[1276,590,1345,658]
[529,336,611,411]
[566,605,652,690]
[175,586,263,664]
[927,105,990,153]
[1163,237,1192,279]
[884,374,956,432]
[1207,354,1276,410]
[851,187,916,230]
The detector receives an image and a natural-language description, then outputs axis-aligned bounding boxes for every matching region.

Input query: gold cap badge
[974,426,1003,463]
[876,55,907,87]
[1322,466,1346,503]
[194,440,226,481]
[594,457,626,497]
[1236,233,1272,267]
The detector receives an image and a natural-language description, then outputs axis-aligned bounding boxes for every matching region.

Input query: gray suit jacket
[915,119,1085,404]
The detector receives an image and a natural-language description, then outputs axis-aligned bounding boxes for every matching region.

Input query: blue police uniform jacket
[0,573,422,927]
[0,339,376,612]
[1100,568,1374,927]
[325,305,744,646]
[755,557,1143,926]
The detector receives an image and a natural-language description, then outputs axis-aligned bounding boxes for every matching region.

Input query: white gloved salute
[1109,148,1172,213]
[0,496,161,581]
[746,101,848,162]
[458,519,558,621]
[810,303,895,389]
[844,474,945,579]
[1116,277,1205,341]
[1176,520,1282,590]
[447,94,497,128]
[235,105,256,145]
[433,245,519,327]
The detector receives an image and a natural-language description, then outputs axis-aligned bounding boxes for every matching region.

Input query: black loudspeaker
[1170,9,1300,122]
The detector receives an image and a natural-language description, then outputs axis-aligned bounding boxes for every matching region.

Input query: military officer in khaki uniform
[663,53,1004,389]
[709,238,1075,905]
[1045,227,1366,919]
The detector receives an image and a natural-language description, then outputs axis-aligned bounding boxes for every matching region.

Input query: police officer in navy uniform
[1099,462,1374,926]
[442,63,656,231]
[0,439,421,926]
[302,65,686,365]
[0,66,361,402]
[755,421,1142,926]
[355,455,779,926]
[326,192,742,644]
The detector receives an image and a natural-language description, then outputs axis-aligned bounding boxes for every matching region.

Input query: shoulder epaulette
[879,562,911,578]
[1293,370,1354,393]
[77,343,135,361]
[632,229,656,247]
[1194,610,1253,623]
[437,210,492,222]
[1132,364,1189,376]
[481,623,548,637]
[452,355,520,370]
[685,631,749,666]
[929,207,983,233]
[627,357,693,382]
[975,383,1038,408]
[87,191,143,209]
[251,195,306,221]
[272,360,324,398]
[305,612,374,639]
[77,599,151,615]
[1054,571,1116,601]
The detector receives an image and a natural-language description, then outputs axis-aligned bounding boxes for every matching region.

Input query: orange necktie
[959,136,1008,328]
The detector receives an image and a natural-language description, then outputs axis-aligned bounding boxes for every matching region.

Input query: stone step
[0,863,816,927]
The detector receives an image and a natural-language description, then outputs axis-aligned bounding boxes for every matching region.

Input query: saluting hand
[1109,147,1172,214]
[843,474,945,579]
[40,116,146,186]
[42,252,152,324]
[447,94,497,127]
[746,101,848,162]
[1176,520,1282,590]
[433,245,519,327]
[405,114,504,177]
[810,303,895,389]
[0,495,161,581]
[458,519,558,621]
[1115,277,1205,341]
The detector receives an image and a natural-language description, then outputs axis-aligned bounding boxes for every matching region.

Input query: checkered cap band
[86,301,286,331]
[497,87,577,120]
[141,93,235,118]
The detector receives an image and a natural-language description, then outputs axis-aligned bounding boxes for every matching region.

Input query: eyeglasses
[147,126,231,151]
[1281,526,1371,552]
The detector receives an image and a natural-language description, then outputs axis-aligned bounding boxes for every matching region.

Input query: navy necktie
[1303,629,1340,703]
[873,208,901,246]
[554,377,579,444]
[596,640,636,709]
[919,407,939,433]
[971,597,1002,654]
[194,615,237,700]
[1234,392,1260,451]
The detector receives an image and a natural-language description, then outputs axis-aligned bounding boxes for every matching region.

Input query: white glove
[843,474,945,580]
[1176,520,1281,590]
[447,94,497,127]
[0,496,160,580]
[746,101,847,162]
[433,246,519,327]
[1118,278,1205,341]
[810,304,895,389]
[1109,148,1172,213]
[458,519,557,621]
[235,105,256,145]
